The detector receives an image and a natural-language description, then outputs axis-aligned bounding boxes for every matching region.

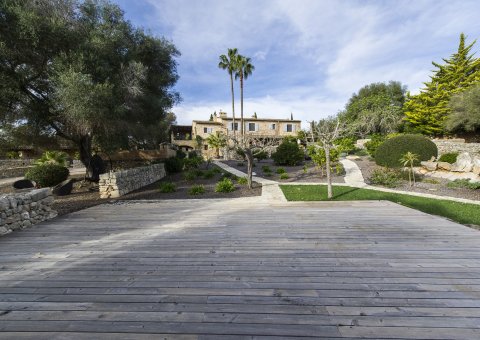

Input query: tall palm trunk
[240,73,244,140]
[230,72,236,139]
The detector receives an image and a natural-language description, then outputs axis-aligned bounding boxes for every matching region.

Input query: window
[229,122,239,131]
[204,145,208,150]
[248,123,256,131]
[285,124,293,132]
[203,127,213,134]
[270,123,276,130]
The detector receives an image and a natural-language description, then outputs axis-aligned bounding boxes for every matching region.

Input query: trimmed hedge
[164,157,183,173]
[375,134,437,167]
[272,140,303,166]
[25,164,69,187]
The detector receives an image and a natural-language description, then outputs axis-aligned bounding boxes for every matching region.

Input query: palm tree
[35,151,69,167]
[235,55,255,139]
[206,133,227,158]
[400,151,419,187]
[218,48,239,137]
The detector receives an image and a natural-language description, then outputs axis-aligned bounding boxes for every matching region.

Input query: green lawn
[280,185,480,227]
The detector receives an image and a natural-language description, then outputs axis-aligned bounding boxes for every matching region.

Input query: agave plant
[35,151,69,167]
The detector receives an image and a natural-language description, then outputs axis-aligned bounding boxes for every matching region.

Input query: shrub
[188,184,205,195]
[447,179,480,190]
[25,164,69,187]
[276,167,286,174]
[438,152,459,164]
[35,150,69,167]
[264,173,273,177]
[158,182,176,193]
[215,178,235,193]
[164,157,183,173]
[422,178,440,185]
[202,170,215,179]
[6,151,19,159]
[261,165,271,173]
[212,167,222,174]
[364,134,387,157]
[368,168,401,188]
[280,173,289,180]
[272,139,303,166]
[193,169,204,177]
[187,150,198,158]
[334,137,356,154]
[375,134,437,167]
[335,163,345,175]
[176,150,187,159]
[307,145,340,169]
[253,150,268,161]
[237,177,248,185]
[183,156,203,170]
[184,171,196,181]
[354,149,369,156]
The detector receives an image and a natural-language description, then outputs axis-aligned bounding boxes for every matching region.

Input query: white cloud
[136,0,480,125]
[253,50,268,61]
[174,93,345,130]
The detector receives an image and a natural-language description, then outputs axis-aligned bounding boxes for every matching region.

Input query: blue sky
[113,0,480,127]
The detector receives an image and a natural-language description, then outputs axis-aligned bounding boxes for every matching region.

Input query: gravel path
[222,159,345,183]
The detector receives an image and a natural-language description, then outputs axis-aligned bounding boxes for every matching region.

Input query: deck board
[0,198,479,338]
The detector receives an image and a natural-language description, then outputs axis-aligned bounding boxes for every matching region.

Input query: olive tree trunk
[78,135,93,179]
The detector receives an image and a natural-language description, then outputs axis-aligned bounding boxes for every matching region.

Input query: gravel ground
[120,168,261,201]
[353,156,480,201]
[0,165,261,216]
[223,159,345,183]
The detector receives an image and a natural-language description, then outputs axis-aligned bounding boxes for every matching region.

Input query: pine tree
[404,33,480,135]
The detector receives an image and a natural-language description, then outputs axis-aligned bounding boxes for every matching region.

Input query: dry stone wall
[99,163,166,198]
[433,139,480,157]
[0,159,35,179]
[0,188,57,236]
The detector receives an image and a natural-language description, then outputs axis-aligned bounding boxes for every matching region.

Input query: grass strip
[280,185,480,226]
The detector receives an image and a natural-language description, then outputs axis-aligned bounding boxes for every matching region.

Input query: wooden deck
[0,198,479,339]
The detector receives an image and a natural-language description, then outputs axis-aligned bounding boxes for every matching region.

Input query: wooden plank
[0,199,479,337]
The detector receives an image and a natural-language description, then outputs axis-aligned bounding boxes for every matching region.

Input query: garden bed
[120,164,261,201]
[0,164,261,216]
[352,156,480,201]
[222,159,345,183]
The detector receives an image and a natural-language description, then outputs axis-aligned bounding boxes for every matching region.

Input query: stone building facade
[171,111,301,158]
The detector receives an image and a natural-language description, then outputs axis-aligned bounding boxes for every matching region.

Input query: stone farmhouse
[171,111,301,158]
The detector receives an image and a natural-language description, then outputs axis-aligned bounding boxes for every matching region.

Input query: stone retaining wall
[0,159,35,179]
[0,188,57,236]
[99,163,166,198]
[433,139,480,157]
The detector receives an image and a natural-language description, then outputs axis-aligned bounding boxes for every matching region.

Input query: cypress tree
[404,33,480,135]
